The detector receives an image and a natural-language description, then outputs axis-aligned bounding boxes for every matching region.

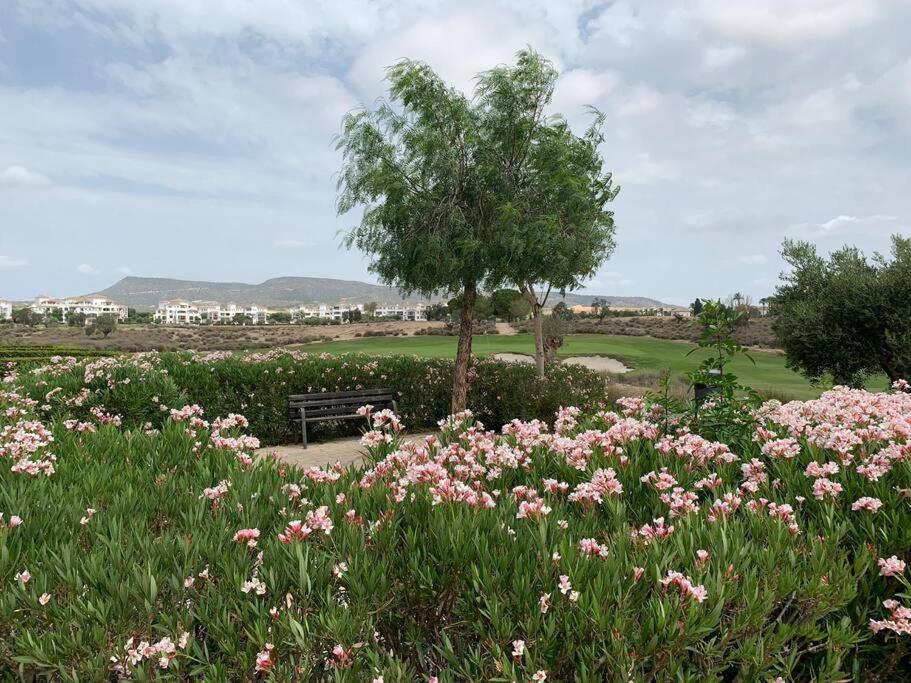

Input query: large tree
[338,49,618,407]
[337,60,489,411]
[770,235,911,386]
[478,51,619,377]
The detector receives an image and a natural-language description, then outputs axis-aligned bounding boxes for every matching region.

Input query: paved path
[495,322,518,336]
[256,432,433,470]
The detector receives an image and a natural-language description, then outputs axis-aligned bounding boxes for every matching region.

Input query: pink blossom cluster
[661,570,708,603]
[112,631,189,674]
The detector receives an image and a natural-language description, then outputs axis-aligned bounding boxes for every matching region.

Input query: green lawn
[297,333,871,400]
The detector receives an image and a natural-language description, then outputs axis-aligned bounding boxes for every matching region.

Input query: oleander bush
[2,367,911,680]
[13,351,607,445]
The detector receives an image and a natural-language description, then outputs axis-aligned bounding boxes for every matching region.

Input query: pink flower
[578,538,609,558]
[811,478,843,501]
[661,570,708,603]
[39,592,51,605]
[15,570,31,584]
[851,497,883,513]
[511,639,525,658]
[539,593,551,614]
[9,515,22,528]
[232,527,260,548]
[558,575,572,595]
[695,549,710,567]
[878,556,907,577]
[254,643,274,672]
[532,671,548,682]
[633,567,645,583]
[516,499,552,519]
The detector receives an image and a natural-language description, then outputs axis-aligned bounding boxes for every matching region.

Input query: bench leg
[300,407,308,449]
[392,399,398,414]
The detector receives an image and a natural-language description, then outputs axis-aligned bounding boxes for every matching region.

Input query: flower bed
[13,350,607,444]
[2,361,910,679]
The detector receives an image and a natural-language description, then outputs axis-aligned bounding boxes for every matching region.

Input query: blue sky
[1,0,910,304]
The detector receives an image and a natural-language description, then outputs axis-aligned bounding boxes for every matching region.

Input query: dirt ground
[1,320,446,352]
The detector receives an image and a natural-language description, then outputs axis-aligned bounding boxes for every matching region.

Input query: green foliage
[489,289,530,321]
[11,308,40,327]
[771,235,911,386]
[551,301,574,321]
[0,345,108,365]
[84,314,118,338]
[67,311,87,327]
[424,303,449,321]
[3,379,911,679]
[16,352,606,446]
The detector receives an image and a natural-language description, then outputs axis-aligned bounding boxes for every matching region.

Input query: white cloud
[818,214,897,233]
[739,253,767,264]
[0,255,28,268]
[77,263,100,275]
[695,0,880,47]
[617,153,678,185]
[116,265,132,274]
[0,165,51,186]
[348,6,557,97]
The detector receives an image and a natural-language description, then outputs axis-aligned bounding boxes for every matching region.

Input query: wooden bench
[288,388,398,448]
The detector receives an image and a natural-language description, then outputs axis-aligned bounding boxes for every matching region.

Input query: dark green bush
[17,351,607,445]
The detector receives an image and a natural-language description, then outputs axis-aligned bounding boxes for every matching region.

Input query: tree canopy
[337,48,618,405]
[770,235,911,386]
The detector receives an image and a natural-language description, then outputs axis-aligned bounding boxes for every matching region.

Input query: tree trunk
[520,283,545,379]
[452,280,477,413]
[880,355,901,384]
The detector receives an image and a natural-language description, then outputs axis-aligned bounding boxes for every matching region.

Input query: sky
[1,0,910,305]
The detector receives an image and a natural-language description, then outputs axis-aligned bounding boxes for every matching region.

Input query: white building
[290,303,363,322]
[30,296,128,323]
[154,300,272,325]
[0,300,12,320]
[375,302,428,321]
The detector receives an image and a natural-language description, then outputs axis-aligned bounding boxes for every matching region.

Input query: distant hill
[90,276,671,310]
[554,292,672,308]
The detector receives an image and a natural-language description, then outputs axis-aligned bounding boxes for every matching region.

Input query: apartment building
[289,303,363,322]
[153,300,201,325]
[30,296,128,322]
[154,300,272,324]
[0,300,12,320]
[375,302,428,321]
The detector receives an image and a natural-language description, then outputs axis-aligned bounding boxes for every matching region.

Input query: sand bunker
[492,353,631,374]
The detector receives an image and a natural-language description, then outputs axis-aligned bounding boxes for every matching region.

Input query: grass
[297,333,889,400]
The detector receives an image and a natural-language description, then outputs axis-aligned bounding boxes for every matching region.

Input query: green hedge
[0,344,109,365]
[17,351,607,445]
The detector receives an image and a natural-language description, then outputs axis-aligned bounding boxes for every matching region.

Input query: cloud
[77,263,100,275]
[0,165,51,186]
[816,214,898,234]
[0,255,28,268]
[739,253,767,264]
[2,0,911,305]
[695,0,880,47]
[116,265,132,274]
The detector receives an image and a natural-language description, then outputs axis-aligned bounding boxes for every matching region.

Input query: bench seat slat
[288,389,396,401]
[289,396,394,409]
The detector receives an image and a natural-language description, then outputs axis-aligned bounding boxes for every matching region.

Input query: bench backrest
[288,388,396,420]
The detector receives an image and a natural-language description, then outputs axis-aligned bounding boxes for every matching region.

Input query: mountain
[90,276,672,310]
[92,276,432,308]
[553,292,672,308]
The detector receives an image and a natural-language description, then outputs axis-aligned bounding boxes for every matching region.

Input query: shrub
[2,380,910,679]
[15,351,606,446]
